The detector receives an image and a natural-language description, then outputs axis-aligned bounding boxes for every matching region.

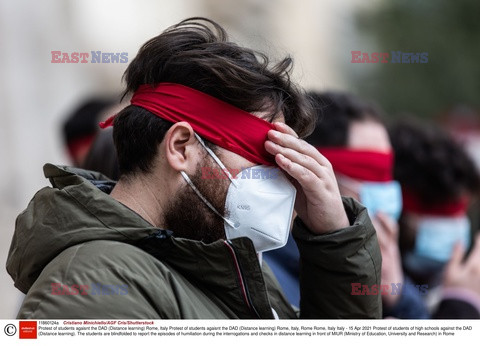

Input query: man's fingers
[267,129,332,169]
[273,122,299,138]
[275,153,321,193]
[265,140,328,179]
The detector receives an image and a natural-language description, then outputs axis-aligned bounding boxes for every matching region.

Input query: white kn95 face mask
[180,133,296,253]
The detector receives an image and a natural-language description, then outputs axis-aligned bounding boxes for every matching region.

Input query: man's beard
[164,161,230,243]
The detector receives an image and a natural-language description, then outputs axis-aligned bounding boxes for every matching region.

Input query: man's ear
[163,122,198,172]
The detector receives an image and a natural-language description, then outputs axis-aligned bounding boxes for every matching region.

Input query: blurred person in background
[390,119,480,317]
[265,91,429,318]
[62,98,117,166]
[7,18,381,319]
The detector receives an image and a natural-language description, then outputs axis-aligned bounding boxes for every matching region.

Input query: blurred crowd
[58,77,480,320]
[264,92,480,319]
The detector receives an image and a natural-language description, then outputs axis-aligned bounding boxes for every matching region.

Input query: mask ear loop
[194,133,238,188]
[180,171,236,228]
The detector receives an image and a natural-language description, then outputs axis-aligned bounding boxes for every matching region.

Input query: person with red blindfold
[390,119,480,318]
[264,91,430,319]
[8,18,381,319]
[62,97,117,166]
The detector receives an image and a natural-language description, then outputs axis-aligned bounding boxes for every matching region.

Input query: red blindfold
[317,147,394,182]
[401,188,469,216]
[100,83,276,165]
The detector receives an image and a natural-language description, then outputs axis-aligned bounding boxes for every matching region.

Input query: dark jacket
[7,164,382,319]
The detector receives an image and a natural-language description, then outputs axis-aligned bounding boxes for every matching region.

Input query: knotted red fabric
[316,147,394,182]
[100,83,276,165]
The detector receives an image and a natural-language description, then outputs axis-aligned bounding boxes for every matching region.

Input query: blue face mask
[359,181,403,221]
[414,216,471,262]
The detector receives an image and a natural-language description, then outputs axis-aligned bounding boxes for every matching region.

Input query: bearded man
[7,18,381,319]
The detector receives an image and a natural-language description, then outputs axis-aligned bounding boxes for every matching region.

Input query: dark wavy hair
[304,91,383,147]
[113,17,314,177]
[389,119,480,205]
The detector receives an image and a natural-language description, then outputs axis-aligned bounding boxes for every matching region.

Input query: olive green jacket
[7,164,381,319]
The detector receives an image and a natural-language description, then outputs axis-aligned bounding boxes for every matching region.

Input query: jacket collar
[10,164,274,318]
[135,230,275,319]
